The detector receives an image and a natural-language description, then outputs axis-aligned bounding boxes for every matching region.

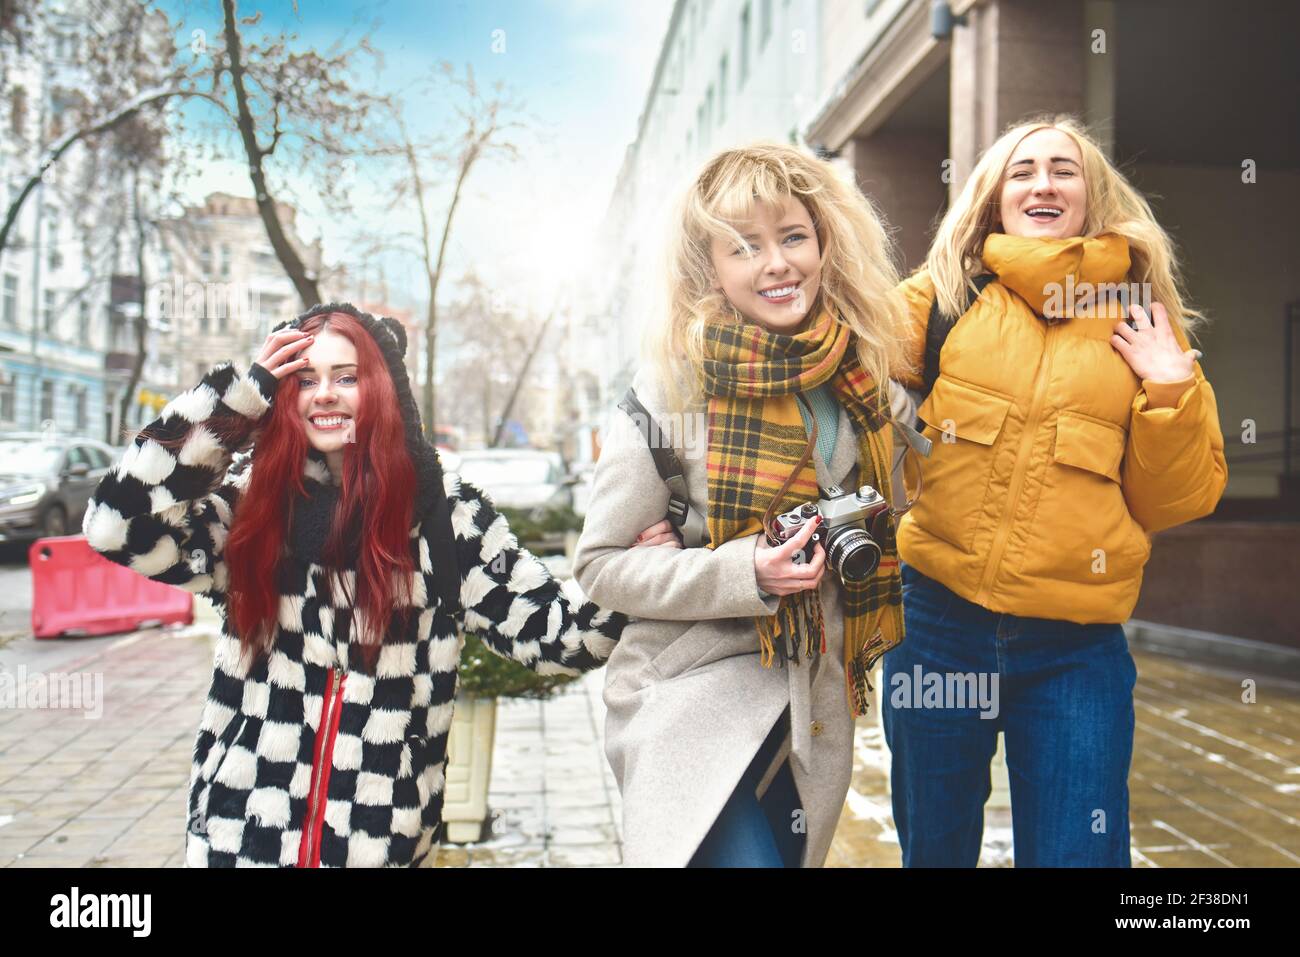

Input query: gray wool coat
[574,363,912,867]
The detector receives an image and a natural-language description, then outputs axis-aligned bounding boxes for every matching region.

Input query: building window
[2,274,16,327]
[0,371,14,423]
[46,211,61,271]
[40,379,54,423]
[739,3,751,87]
[719,55,728,125]
[68,384,87,431]
[10,86,26,140]
[78,299,90,342]
[220,242,231,278]
[108,312,123,351]
[43,290,56,335]
[200,245,212,274]
[761,0,772,48]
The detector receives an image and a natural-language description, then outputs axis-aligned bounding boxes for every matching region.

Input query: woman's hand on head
[754,514,825,596]
[255,327,316,380]
[633,519,681,549]
[1110,302,1199,384]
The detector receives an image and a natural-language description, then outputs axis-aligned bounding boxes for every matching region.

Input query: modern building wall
[591,0,821,403]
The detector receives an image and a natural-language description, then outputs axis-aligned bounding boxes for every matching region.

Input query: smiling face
[708,194,822,334]
[998,127,1088,239]
[294,327,359,461]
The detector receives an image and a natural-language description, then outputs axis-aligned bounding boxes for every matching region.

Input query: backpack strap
[618,387,709,548]
[921,272,995,397]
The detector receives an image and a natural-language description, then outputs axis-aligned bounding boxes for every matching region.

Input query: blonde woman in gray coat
[574,143,911,867]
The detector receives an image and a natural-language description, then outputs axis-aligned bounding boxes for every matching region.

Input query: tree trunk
[221,0,320,308]
[118,170,148,439]
[421,140,478,438]
[490,308,557,448]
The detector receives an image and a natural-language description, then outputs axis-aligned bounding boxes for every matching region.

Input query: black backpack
[921,273,995,398]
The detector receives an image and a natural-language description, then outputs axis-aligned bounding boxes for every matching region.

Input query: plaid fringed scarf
[701,308,905,718]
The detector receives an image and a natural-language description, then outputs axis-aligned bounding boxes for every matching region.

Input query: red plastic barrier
[30,535,194,639]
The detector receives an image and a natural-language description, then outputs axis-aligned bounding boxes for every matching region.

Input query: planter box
[441,694,498,843]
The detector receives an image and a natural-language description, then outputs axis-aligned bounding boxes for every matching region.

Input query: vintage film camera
[769,484,891,583]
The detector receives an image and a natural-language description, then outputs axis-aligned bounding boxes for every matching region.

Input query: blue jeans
[882,561,1137,867]
[688,709,806,867]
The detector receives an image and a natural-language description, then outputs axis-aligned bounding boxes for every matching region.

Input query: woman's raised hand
[633,519,681,549]
[1110,302,1199,384]
[255,327,316,380]
[754,514,825,596]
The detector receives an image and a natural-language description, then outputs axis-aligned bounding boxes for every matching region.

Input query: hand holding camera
[754,511,826,596]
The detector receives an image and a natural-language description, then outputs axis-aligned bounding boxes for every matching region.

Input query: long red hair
[225,311,418,669]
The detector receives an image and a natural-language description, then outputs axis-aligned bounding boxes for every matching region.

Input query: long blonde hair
[926,114,1204,338]
[649,142,908,410]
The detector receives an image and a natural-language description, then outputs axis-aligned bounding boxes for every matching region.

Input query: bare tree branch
[0,86,224,263]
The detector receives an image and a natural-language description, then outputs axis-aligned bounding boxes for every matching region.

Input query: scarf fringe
[755,587,828,671]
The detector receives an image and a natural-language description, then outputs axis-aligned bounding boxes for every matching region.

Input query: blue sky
[155,0,672,314]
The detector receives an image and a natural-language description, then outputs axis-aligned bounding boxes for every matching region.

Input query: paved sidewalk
[433,675,623,867]
[3,614,1298,868]
[0,623,212,867]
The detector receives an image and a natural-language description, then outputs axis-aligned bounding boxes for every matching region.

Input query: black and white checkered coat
[83,334,624,867]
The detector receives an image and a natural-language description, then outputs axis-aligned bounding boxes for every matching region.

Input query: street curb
[1125,618,1300,682]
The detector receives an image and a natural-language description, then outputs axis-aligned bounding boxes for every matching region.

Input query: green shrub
[457,631,578,700]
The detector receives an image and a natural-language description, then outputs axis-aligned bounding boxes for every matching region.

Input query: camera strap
[761,392,820,544]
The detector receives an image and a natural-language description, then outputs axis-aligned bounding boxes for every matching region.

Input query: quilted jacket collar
[980,231,1131,319]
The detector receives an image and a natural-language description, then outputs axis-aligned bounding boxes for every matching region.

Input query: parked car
[453,448,577,517]
[0,433,118,542]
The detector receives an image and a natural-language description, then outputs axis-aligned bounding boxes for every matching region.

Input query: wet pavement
[1,608,1297,868]
[829,651,1300,867]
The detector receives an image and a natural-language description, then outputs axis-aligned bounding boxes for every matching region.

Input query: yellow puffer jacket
[895,232,1227,624]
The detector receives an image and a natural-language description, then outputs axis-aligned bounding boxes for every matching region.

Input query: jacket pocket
[647,616,757,682]
[647,630,715,682]
[1016,412,1150,585]
[911,376,1014,553]
[1053,412,1124,482]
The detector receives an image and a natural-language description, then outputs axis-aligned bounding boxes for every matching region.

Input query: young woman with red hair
[83,302,626,868]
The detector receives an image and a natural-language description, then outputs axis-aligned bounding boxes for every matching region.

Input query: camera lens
[823,525,881,582]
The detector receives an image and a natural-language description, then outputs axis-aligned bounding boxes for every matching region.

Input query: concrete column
[848,130,950,274]
[949,0,1087,198]
[1082,0,1117,159]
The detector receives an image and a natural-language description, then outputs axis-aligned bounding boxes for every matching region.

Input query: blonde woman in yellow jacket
[883,116,1227,867]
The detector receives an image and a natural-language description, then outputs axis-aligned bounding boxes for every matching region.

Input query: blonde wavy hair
[926,114,1204,338]
[648,141,908,410]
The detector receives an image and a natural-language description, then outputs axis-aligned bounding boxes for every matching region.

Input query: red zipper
[297,667,345,868]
